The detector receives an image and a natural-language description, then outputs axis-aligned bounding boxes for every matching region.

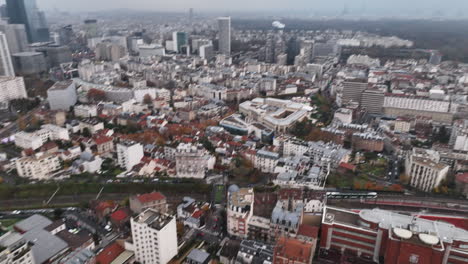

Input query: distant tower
[84,19,98,38]
[189,8,194,24]
[217,17,231,56]
[6,0,50,43]
[0,32,15,77]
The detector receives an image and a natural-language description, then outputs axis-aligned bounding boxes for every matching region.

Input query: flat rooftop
[135,209,173,230]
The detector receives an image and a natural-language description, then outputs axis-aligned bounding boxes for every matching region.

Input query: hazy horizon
[1,0,467,17]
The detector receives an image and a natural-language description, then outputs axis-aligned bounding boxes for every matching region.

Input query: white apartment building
[0,77,27,103]
[0,231,36,264]
[47,80,77,110]
[74,104,98,118]
[79,119,104,134]
[254,150,280,173]
[227,186,254,239]
[131,209,178,264]
[15,152,61,180]
[175,143,215,178]
[14,125,69,150]
[405,148,450,192]
[117,141,144,171]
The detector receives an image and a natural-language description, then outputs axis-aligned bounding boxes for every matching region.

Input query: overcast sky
[3,0,468,14]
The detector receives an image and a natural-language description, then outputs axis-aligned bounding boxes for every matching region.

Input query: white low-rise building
[15,152,61,180]
[14,125,69,150]
[74,104,98,118]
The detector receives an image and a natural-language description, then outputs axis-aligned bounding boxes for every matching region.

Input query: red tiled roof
[94,135,113,145]
[191,210,204,219]
[96,242,124,264]
[136,192,166,204]
[111,209,128,222]
[339,162,356,171]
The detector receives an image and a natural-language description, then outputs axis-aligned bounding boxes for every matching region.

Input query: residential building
[0,21,29,54]
[74,104,98,118]
[405,148,450,192]
[175,143,215,178]
[218,17,231,56]
[186,249,210,264]
[0,77,27,103]
[319,206,468,264]
[0,231,36,264]
[47,80,77,110]
[227,186,254,238]
[117,141,144,171]
[255,150,280,173]
[360,89,384,115]
[130,192,168,214]
[236,240,274,264]
[79,119,104,134]
[342,80,368,105]
[14,124,69,150]
[130,209,178,264]
[15,152,61,180]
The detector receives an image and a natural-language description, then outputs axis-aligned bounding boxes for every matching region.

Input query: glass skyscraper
[6,0,49,43]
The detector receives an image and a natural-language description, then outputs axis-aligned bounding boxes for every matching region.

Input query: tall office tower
[84,19,98,38]
[6,0,49,43]
[0,21,29,54]
[189,8,194,24]
[131,209,178,264]
[172,32,188,53]
[217,17,231,56]
[342,80,368,105]
[429,51,442,65]
[0,33,15,76]
[360,89,385,115]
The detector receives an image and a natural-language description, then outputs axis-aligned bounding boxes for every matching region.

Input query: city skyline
[0,0,465,17]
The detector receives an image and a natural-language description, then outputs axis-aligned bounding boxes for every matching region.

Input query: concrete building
[130,209,178,264]
[0,32,14,76]
[14,124,69,150]
[6,0,50,43]
[255,150,280,173]
[16,152,61,180]
[79,119,104,134]
[239,98,312,133]
[138,43,165,57]
[319,206,468,264]
[12,51,47,75]
[74,104,98,118]
[383,95,454,124]
[0,77,27,103]
[130,192,168,214]
[47,80,77,110]
[405,148,450,192]
[0,21,30,54]
[218,17,231,56]
[360,89,384,115]
[175,143,215,179]
[84,19,98,38]
[172,32,188,53]
[117,141,144,171]
[342,80,368,105]
[199,44,214,61]
[227,186,254,239]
